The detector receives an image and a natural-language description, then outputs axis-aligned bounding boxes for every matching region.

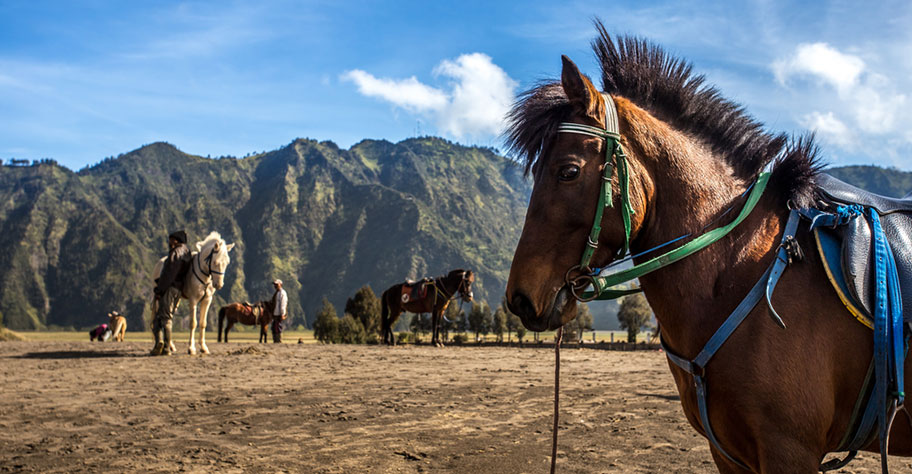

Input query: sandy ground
[0,340,894,473]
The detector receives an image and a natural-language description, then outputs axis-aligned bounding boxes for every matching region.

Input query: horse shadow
[14,350,139,360]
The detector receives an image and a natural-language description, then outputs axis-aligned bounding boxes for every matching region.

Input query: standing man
[151,230,191,356]
[271,279,288,343]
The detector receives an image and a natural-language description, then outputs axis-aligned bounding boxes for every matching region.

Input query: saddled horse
[217,300,275,343]
[380,269,474,346]
[504,23,912,473]
[152,231,234,355]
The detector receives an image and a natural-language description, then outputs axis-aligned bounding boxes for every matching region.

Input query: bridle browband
[556,93,770,302]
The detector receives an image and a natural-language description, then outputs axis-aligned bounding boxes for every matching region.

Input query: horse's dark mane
[505,21,823,205]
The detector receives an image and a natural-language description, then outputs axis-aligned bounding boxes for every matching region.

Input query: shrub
[313,298,340,343]
[345,286,381,336]
[339,313,367,344]
[451,333,468,344]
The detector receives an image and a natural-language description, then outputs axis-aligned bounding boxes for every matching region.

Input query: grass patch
[0,327,25,341]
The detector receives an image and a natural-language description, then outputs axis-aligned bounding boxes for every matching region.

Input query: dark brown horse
[217,300,275,343]
[380,269,474,346]
[504,24,912,473]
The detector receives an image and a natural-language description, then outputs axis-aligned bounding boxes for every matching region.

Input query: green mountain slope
[0,138,530,330]
[824,165,912,198]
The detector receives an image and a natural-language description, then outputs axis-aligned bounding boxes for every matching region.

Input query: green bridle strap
[581,171,771,300]
[557,118,634,266]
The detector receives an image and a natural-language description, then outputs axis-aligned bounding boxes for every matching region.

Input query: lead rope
[550,327,563,474]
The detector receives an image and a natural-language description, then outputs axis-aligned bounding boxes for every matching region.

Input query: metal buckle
[564,265,600,302]
[778,235,804,264]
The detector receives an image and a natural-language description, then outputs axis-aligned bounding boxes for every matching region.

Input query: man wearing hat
[151,230,192,355]
[270,279,288,343]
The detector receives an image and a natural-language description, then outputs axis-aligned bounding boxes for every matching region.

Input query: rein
[550,327,563,474]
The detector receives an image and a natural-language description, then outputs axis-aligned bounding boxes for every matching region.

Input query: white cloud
[773,42,864,93]
[341,53,517,139]
[773,42,909,150]
[800,111,851,146]
[340,70,448,112]
[433,53,518,137]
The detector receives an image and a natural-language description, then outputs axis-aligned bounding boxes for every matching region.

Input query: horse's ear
[560,55,604,122]
[226,243,235,252]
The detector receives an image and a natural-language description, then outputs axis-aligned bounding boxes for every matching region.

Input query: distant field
[15,329,649,344]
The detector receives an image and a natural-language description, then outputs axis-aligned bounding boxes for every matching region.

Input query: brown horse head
[505,56,651,331]
[504,29,815,332]
[447,269,475,302]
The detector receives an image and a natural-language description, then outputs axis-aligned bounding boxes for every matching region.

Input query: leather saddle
[813,174,912,324]
[401,278,433,303]
[241,302,264,320]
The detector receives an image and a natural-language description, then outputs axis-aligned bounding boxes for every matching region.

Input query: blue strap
[659,210,801,470]
[764,210,802,329]
[868,207,905,470]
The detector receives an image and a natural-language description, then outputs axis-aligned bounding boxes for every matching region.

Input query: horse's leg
[188,299,198,355]
[198,291,213,354]
[225,320,234,343]
[432,309,442,347]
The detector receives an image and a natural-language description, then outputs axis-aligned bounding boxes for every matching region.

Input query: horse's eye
[558,165,580,181]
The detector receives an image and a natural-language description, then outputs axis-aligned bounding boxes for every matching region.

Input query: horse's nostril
[508,292,536,320]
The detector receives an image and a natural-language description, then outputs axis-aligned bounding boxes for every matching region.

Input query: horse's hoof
[188,347,196,355]
[201,346,210,355]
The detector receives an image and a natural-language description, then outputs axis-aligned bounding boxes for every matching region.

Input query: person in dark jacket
[151,230,191,356]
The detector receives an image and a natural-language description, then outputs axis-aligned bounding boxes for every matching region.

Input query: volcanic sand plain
[0,340,892,473]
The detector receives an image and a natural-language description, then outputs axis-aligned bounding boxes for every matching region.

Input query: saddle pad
[815,228,873,329]
[401,282,429,303]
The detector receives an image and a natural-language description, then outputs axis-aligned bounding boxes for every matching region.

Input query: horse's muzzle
[508,286,572,332]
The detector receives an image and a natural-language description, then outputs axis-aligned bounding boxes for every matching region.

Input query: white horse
[152,231,234,355]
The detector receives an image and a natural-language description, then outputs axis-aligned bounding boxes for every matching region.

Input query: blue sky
[1,0,910,170]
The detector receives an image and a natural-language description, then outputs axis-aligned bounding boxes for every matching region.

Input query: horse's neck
[438,275,458,297]
[631,137,783,357]
[183,251,212,300]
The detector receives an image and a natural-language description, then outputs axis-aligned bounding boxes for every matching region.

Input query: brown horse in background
[217,300,275,343]
[504,24,912,472]
[380,269,474,346]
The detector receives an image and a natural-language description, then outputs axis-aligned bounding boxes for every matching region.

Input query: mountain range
[0,138,529,331]
[0,140,909,331]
